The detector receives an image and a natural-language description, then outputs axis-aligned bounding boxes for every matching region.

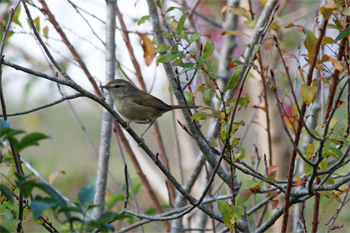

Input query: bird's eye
[114,85,120,88]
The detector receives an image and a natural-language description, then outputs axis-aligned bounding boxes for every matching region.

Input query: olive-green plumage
[101,79,199,137]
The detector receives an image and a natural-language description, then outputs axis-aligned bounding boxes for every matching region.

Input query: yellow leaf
[221,5,230,21]
[139,34,154,66]
[328,56,344,71]
[171,21,178,31]
[321,36,334,44]
[329,117,338,129]
[307,143,315,153]
[43,26,49,40]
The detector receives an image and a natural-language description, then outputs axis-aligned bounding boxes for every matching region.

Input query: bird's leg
[125,119,150,130]
[126,120,131,129]
[139,120,156,141]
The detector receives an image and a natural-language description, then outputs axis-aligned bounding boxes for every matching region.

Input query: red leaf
[268,165,278,176]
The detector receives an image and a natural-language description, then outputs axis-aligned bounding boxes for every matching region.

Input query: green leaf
[308,128,321,138]
[215,199,234,230]
[189,33,202,44]
[303,28,317,61]
[191,112,220,121]
[33,16,40,32]
[0,184,14,203]
[138,15,150,26]
[156,53,179,65]
[0,225,10,233]
[236,189,251,206]
[176,13,188,35]
[154,44,170,55]
[43,26,49,40]
[318,157,327,171]
[231,206,245,224]
[203,87,214,105]
[34,183,69,214]
[179,62,195,68]
[31,200,57,219]
[301,85,317,106]
[238,180,261,193]
[197,55,204,68]
[18,132,50,152]
[233,145,245,161]
[12,4,22,27]
[233,60,247,66]
[330,147,343,159]
[305,158,313,177]
[1,128,25,140]
[252,44,260,57]
[226,67,241,90]
[203,41,215,60]
[185,92,193,105]
[288,25,317,62]
[19,180,36,198]
[332,26,350,45]
[171,44,178,54]
[97,212,134,224]
[265,177,276,183]
[78,185,96,207]
[165,6,183,14]
[319,6,333,20]
[163,32,173,38]
[323,139,331,154]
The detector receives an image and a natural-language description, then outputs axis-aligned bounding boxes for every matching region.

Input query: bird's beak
[100,85,108,89]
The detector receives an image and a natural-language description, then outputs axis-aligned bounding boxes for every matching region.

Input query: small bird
[101,79,199,138]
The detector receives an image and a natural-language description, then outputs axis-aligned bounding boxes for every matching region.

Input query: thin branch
[113,121,170,231]
[37,0,102,96]
[0,93,83,117]
[21,0,72,81]
[92,0,116,219]
[0,0,21,120]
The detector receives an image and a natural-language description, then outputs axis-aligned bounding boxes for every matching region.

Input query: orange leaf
[227,62,236,69]
[139,34,154,66]
[337,100,345,107]
[250,185,261,192]
[271,200,279,208]
[49,170,66,184]
[283,106,298,134]
[295,176,305,187]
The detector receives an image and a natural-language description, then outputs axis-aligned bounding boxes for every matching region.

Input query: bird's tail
[170,105,200,109]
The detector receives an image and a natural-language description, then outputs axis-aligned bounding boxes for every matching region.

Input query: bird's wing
[132,91,172,111]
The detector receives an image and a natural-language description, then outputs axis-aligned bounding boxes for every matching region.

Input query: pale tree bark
[293,1,326,230]
[92,0,117,219]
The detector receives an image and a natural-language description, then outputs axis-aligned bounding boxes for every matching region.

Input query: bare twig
[0,93,83,117]
[37,0,102,96]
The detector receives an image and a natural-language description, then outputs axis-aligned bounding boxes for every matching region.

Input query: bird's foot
[138,137,145,147]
